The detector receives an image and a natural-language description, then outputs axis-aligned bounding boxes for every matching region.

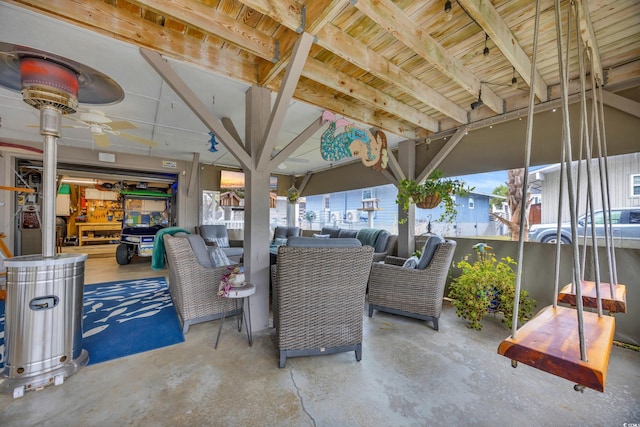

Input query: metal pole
[39,106,61,258]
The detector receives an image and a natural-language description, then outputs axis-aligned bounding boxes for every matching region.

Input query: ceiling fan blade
[64,115,89,125]
[286,157,309,164]
[117,132,157,147]
[108,121,137,131]
[93,132,110,147]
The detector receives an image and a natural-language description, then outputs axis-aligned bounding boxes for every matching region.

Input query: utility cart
[116,191,172,265]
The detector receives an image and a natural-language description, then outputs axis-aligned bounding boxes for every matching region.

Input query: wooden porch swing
[497,0,621,393]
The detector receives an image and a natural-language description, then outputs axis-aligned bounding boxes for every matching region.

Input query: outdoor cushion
[272,237,288,246]
[373,230,391,253]
[221,246,244,259]
[286,236,362,248]
[313,233,331,238]
[402,256,419,269]
[416,235,445,270]
[337,229,358,239]
[209,246,233,267]
[185,234,214,268]
[199,224,230,246]
[210,236,230,248]
[320,227,341,238]
[273,226,300,239]
[356,228,383,247]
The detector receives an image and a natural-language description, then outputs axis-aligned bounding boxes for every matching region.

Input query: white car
[529,208,640,248]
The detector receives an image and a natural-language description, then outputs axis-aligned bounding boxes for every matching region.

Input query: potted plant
[396,169,473,223]
[448,243,535,330]
[287,186,300,204]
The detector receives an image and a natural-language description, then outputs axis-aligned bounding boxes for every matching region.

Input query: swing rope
[577,28,604,318]
[553,3,573,303]
[555,0,589,361]
[589,55,618,296]
[511,0,542,340]
[596,81,619,288]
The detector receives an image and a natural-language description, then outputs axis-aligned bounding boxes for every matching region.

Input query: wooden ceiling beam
[241,0,468,125]
[10,0,257,82]
[457,0,548,102]
[130,0,278,61]
[303,57,439,131]
[318,24,468,124]
[304,0,351,34]
[281,79,418,140]
[350,0,504,115]
[257,1,349,88]
[575,0,604,85]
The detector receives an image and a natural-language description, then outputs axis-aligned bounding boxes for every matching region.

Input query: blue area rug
[0,277,185,368]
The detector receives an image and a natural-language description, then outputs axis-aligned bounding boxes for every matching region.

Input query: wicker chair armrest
[164,236,238,320]
[384,255,407,266]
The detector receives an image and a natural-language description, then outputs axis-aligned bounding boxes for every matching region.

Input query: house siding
[302,184,495,237]
[538,153,640,223]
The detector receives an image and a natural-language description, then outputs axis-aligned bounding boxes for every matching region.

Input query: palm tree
[491,168,531,241]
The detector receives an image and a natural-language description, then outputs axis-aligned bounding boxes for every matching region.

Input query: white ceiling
[0,4,400,174]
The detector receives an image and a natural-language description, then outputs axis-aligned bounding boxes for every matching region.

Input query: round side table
[215,282,256,349]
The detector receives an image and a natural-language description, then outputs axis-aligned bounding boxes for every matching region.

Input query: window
[362,189,372,200]
[632,174,640,197]
[468,197,475,209]
[587,210,621,225]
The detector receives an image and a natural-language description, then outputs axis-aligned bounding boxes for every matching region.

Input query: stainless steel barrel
[0,253,89,396]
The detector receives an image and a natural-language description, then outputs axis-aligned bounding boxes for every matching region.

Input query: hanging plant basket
[286,186,300,204]
[415,194,442,209]
[395,170,474,224]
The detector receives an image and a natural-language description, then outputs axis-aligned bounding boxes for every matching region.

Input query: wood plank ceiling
[7,0,640,154]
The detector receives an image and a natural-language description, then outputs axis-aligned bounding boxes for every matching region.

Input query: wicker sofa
[320,227,397,263]
[272,236,374,368]
[368,236,457,331]
[163,233,241,333]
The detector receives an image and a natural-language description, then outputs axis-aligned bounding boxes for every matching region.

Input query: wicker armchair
[163,234,240,334]
[198,224,244,263]
[368,239,457,331]
[273,239,374,368]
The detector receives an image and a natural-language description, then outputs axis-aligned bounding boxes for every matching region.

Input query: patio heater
[0,42,123,397]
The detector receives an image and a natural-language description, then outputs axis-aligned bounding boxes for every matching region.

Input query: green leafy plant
[396,169,473,223]
[286,186,300,203]
[448,244,535,330]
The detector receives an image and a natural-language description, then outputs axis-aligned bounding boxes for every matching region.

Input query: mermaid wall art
[320,111,388,172]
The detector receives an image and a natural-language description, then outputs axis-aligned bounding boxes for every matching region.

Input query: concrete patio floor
[0,257,639,426]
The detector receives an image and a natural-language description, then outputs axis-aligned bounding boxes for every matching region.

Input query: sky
[453,170,508,195]
[453,165,550,195]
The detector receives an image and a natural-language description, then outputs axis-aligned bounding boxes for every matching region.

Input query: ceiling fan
[63,109,157,148]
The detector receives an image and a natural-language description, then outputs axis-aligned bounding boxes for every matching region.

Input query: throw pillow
[312,233,331,238]
[416,235,445,270]
[402,256,419,269]
[273,237,288,247]
[212,236,229,248]
[209,246,233,267]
